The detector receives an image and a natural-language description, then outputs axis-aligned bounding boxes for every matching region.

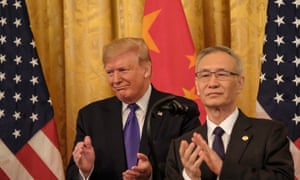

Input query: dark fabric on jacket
[165,110,294,180]
[66,87,200,180]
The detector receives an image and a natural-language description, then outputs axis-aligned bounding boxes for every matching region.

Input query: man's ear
[237,75,245,94]
[144,62,152,78]
[195,79,200,96]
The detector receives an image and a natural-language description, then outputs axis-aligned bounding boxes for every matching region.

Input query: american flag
[0,0,64,179]
[256,0,300,179]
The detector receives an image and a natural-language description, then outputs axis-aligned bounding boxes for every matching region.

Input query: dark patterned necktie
[212,126,225,160]
[124,103,140,168]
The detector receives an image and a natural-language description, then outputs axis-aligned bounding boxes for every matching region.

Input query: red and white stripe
[256,101,300,179]
[0,120,64,180]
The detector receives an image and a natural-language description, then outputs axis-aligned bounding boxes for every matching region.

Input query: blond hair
[102,37,151,66]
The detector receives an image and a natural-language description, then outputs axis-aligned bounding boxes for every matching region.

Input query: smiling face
[104,50,151,104]
[195,51,244,111]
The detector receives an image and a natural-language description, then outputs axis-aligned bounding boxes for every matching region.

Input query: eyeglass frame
[195,69,240,81]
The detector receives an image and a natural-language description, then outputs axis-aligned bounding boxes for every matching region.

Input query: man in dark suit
[165,46,294,180]
[66,37,200,180]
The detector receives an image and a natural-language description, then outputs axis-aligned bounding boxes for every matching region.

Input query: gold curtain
[26,0,267,169]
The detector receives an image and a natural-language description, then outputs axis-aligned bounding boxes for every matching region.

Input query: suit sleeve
[220,121,294,180]
[66,110,87,180]
[165,138,185,180]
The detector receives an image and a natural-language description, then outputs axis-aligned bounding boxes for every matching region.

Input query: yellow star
[142,9,161,53]
[186,52,196,69]
[182,86,199,100]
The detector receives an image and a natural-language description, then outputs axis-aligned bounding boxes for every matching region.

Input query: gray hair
[196,46,243,74]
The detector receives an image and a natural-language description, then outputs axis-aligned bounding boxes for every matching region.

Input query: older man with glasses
[165,46,294,180]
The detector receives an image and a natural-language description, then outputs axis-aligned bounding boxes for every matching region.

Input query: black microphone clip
[159,99,189,114]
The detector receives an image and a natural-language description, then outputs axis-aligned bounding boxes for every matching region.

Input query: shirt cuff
[182,168,201,180]
[79,166,94,180]
[183,168,192,180]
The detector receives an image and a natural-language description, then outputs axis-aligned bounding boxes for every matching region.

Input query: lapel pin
[242,135,249,141]
[157,111,163,116]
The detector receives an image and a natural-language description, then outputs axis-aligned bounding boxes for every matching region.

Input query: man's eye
[217,72,228,76]
[201,73,210,77]
[119,69,129,73]
[106,71,113,75]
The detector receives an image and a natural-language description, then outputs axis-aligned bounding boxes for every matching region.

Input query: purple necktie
[212,126,225,160]
[124,103,140,169]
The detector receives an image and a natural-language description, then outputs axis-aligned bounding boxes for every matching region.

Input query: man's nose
[111,71,121,82]
[207,73,219,86]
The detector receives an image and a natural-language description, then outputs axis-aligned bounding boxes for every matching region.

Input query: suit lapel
[140,87,167,155]
[106,98,128,169]
[225,111,253,163]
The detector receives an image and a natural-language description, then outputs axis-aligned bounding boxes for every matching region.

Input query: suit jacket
[165,110,294,180]
[66,86,200,180]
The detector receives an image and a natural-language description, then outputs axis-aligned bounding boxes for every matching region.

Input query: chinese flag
[142,0,206,123]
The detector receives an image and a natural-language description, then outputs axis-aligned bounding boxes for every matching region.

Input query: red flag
[142,0,206,123]
[0,0,64,179]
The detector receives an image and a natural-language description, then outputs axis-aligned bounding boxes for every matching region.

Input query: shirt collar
[122,85,151,113]
[207,108,239,137]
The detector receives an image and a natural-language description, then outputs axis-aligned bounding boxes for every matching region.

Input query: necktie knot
[213,126,224,137]
[128,103,139,112]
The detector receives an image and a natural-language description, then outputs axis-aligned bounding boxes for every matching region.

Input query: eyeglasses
[195,70,240,82]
